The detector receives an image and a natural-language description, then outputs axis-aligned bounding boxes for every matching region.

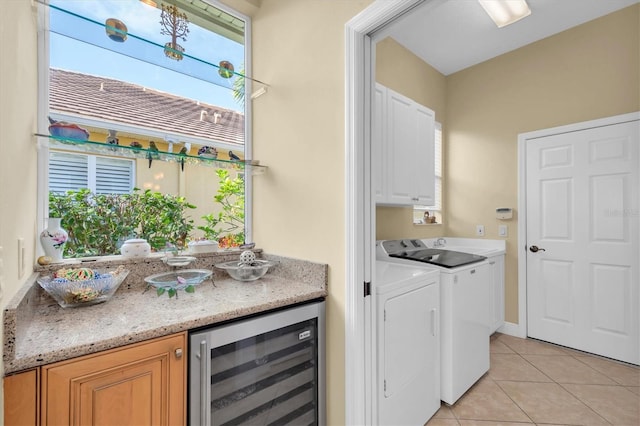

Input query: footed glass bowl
[38,269,129,308]
[144,269,213,290]
[215,260,277,282]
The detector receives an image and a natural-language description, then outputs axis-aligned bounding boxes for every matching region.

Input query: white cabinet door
[372,84,386,203]
[488,255,505,333]
[414,105,435,205]
[386,89,417,205]
[373,84,436,206]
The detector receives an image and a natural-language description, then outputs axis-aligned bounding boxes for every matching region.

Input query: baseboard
[497,321,526,338]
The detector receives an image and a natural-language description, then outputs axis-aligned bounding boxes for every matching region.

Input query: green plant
[198,169,245,244]
[133,189,196,250]
[49,188,196,257]
[232,65,245,107]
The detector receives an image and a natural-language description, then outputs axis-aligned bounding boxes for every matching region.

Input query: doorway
[518,112,640,365]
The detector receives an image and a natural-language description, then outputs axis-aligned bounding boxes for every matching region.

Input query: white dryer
[377,239,492,405]
[375,261,440,426]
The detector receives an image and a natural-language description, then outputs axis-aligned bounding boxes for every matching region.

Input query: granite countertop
[3,252,327,374]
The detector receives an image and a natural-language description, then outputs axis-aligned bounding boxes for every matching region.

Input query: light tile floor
[426,333,640,426]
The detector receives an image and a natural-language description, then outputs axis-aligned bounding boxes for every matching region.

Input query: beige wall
[249,1,369,423]
[375,37,448,240]
[0,0,39,418]
[446,4,639,323]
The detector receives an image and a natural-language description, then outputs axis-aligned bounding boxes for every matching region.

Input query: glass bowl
[37,268,129,308]
[215,260,277,282]
[162,256,196,267]
[144,269,213,290]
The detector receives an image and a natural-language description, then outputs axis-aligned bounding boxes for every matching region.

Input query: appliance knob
[529,245,546,253]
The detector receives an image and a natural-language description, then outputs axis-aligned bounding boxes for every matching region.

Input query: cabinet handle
[175,348,183,358]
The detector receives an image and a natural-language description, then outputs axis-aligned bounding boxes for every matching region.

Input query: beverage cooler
[189,300,325,425]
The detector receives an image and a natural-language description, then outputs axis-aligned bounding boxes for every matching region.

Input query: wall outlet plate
[476,225,485,236]
[498,224,508,237]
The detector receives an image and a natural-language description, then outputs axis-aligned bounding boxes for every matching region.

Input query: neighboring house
[49,68,245,156]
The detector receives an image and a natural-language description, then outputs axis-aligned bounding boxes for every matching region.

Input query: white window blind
[416,122,442,212]
[49,151,134,194]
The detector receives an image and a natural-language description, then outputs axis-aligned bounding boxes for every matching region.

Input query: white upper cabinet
[373,83,435,206]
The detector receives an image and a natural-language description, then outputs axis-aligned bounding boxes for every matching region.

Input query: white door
[526,118,639,364]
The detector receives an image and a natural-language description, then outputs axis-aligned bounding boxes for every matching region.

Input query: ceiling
[384,0,639,75]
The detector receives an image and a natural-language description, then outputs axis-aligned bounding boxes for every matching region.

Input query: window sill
[34,249,261,291]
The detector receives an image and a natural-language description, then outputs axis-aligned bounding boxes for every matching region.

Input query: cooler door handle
[430,308,437,337]
[199,340,209,426]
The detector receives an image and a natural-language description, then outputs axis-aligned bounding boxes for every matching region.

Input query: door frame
[344,1,425,425]
[516,111,640,339]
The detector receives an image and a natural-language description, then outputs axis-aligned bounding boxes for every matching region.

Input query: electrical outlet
[476,225,485,236]
[498,224,508,237]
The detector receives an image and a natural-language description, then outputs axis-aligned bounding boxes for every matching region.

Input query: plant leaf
[185,285,195,293]
[156,287,166,296]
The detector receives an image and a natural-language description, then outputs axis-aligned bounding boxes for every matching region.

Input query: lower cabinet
[4,368,39,426]
[4,332,186,426]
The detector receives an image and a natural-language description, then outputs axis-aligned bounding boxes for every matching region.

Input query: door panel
[540,259,573,324]
[591,264,631,336]
[540,178,573,239]
[526,119,639,364]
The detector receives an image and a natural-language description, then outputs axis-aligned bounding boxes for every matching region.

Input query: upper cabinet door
[374,84,436,206]
[414,105,436,205]
[373,84,387,203]
[387,89,417,204]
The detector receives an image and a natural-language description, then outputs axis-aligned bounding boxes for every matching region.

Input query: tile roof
[49,68,244,147]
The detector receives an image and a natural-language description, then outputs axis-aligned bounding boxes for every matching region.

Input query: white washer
[377,240,492,405]
[375,261,440,425]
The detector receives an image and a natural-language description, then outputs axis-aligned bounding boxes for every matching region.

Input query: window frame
[36,0,253,252]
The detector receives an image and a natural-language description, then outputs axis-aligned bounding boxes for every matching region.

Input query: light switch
[476,225,485,236]
[17,238,25,279]
[498,224,508,237]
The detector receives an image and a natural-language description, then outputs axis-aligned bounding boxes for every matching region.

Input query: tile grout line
[497,336,614,426]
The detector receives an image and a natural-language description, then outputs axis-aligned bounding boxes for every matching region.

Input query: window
[49,152,135,194]
[39,0,253,256]
[414,122,442,224]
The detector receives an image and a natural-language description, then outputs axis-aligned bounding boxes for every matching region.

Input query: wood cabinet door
[4,368,40,426]
[41,333,186,426]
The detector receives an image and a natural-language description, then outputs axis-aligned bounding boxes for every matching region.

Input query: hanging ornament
[160,4,189,61]
[218,61,235,79]
[105,18,128,42]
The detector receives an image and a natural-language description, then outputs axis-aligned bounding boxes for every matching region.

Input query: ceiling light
[478,0,531,28]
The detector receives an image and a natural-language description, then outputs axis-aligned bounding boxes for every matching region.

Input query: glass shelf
[41,1,268,92]
[37,134,266,175]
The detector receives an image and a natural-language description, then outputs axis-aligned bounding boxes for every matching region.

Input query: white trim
[516,111,640,340]
[36,1,51,244]
[497,321,526,338]
[344,1,426,425]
